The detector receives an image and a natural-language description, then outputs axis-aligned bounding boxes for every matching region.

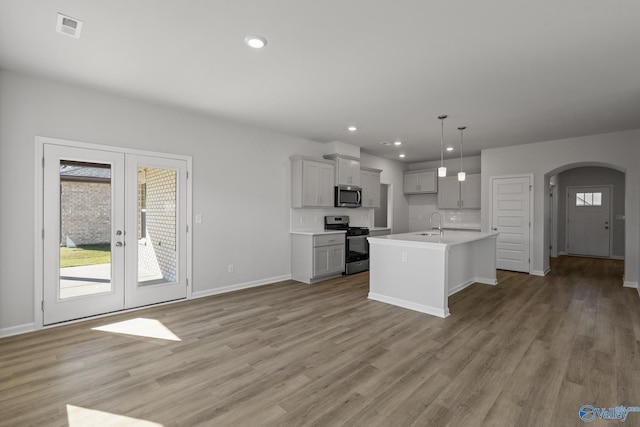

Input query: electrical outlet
[228,264,234,273]
[401,252,408,262]
[195,214,202,224]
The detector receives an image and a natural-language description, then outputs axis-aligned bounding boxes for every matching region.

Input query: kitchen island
[367,230,498,318]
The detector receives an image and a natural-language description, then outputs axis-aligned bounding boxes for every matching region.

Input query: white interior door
[491,176,531,273]
[567,186,611,257]
[43,144,126,325]
[125,155,187,308]
[43,144,188,324]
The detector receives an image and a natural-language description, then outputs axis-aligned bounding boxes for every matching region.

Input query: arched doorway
[545,162,626,271]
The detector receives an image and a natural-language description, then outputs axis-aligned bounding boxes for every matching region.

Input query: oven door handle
[356,190,361,204]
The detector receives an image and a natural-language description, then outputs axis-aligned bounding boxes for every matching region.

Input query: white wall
[0,69,407,334]
[359,152,410,234]
[408,155,481,174]
[481,130,640,284]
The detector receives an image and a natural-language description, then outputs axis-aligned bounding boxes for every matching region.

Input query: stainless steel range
[324,216,369,275]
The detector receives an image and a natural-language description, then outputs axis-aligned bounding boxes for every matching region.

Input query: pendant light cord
[438,115,448,168]
[459,126,466,169]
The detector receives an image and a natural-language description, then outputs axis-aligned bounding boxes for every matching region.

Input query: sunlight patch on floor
[92,318,181,341]
[67,404,164,426]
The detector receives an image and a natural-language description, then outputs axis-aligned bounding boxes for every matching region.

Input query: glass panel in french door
[59,160,113,298]
[137,166,177,286]
[125,155,187,309]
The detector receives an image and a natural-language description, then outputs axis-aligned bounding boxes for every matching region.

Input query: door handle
[115,242,123,247]
[492,227,498,231]
[604,226,609,230]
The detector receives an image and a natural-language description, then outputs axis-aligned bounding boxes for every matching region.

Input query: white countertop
[290,230,346,236]
[368,230,498,248]
[441,224,481,231]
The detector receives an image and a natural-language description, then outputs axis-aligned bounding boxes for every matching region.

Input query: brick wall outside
[137,168,177,282]
[60,167,177,284]
[60,181,111,246]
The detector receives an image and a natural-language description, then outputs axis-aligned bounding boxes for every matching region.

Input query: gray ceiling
[1,1,639,162]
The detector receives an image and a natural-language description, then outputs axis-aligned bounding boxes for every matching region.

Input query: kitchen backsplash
[408,194,481,231]
[290,208,374,231]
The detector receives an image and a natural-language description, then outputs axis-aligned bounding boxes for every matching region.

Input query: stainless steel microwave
[335,185,362,208]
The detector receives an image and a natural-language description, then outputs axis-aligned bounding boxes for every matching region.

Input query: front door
[43,143,188,325]
[567,186,611,257]
[491,176,531,273]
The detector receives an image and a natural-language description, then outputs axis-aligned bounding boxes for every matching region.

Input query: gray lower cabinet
[313,244,345,277]
[291,233,345,284]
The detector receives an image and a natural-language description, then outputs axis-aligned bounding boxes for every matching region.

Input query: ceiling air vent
[56,13,83,39]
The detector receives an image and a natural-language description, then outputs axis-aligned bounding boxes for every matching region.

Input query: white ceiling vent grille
[56,13,83,39]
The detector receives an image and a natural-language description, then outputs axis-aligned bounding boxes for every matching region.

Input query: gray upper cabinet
[324,154,360,186]
[437,173,481,209]
[291,156,335,208]
[360,167,382,208]
[403,169,437,194]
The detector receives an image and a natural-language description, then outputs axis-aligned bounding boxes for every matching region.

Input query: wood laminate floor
[1,256,638,426]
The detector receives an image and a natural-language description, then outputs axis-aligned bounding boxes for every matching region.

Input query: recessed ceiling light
[348,126,357,132]
[56,13,83,39]
[394,141,402,146]
[399,154,406,158]
[245,35,267,49]
[446,147,454,151]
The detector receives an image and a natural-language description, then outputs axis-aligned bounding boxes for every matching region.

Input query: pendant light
[458,126,466,182]
[438,115,448,177]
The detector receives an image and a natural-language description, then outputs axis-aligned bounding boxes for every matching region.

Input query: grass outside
[60,243,111,268]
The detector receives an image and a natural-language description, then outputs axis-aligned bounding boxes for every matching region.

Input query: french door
[43,143,188,325]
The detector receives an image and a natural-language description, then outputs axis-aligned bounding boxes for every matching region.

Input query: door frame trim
[34,136,193,330]
[564,184,614,257]
[488,174,534,274]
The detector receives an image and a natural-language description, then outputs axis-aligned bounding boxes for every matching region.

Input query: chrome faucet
[429,211,444,236]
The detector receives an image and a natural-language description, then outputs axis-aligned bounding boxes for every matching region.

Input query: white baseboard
[191,274,291,299]
[623,280,638,290]
[448,279,475,296]
[447,277,496,296]
[367,292,449,318]
[0,323,36,339]
[474,276,498,286]
[531,268,549,277]
[558,252,624,261]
